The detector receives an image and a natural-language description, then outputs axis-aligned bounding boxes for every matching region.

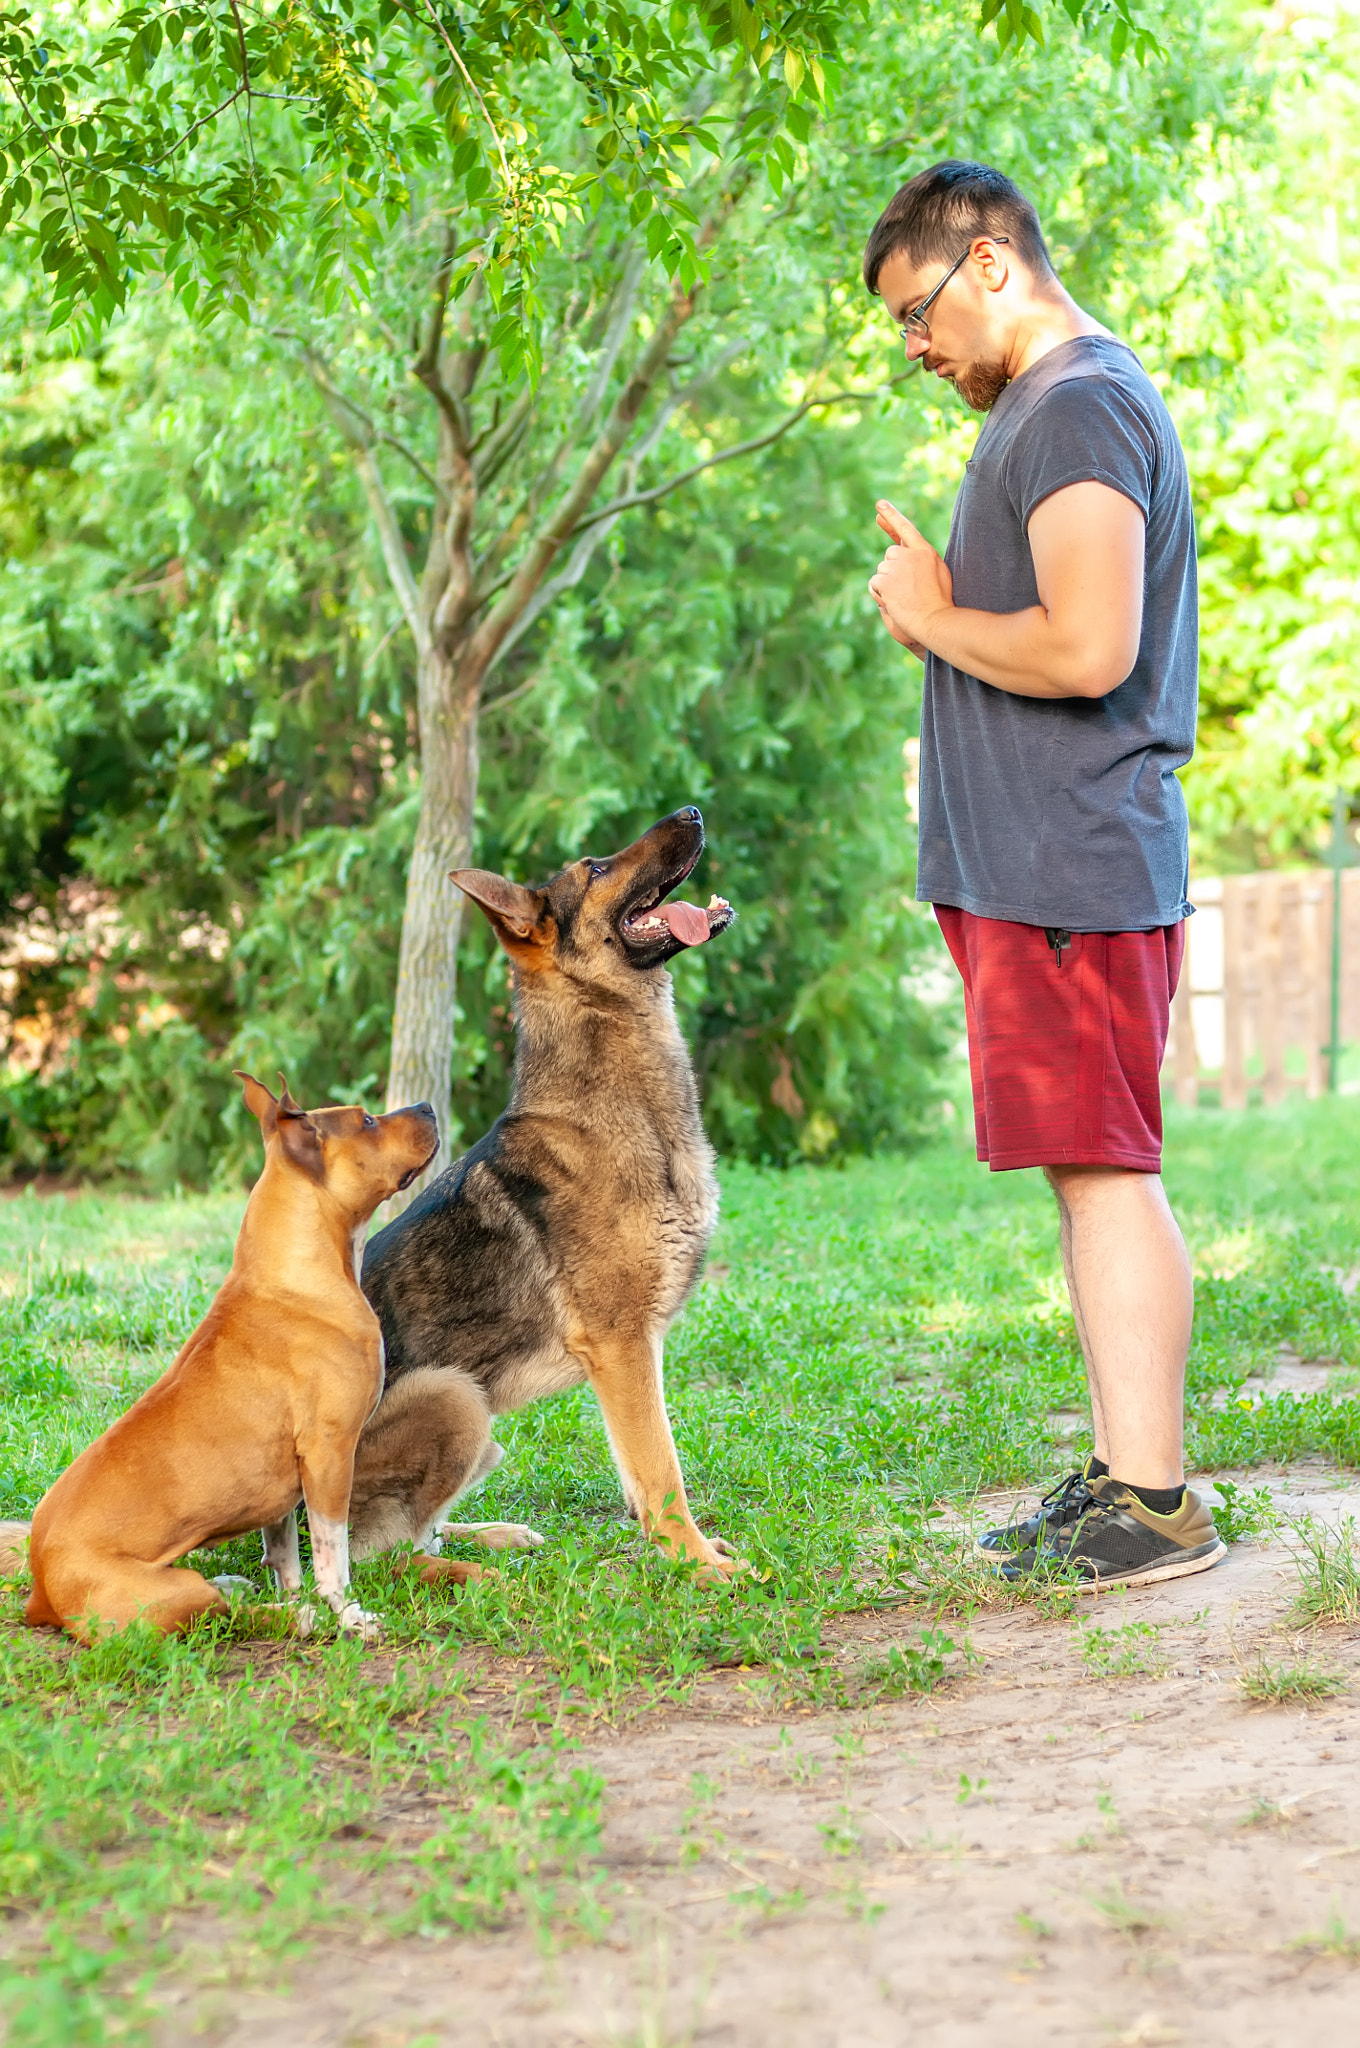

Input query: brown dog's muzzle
[387,1102,440,1190]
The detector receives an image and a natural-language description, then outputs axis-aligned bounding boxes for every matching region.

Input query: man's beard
[947,358,1010,412]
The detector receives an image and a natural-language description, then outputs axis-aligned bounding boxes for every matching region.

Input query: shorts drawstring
[1043,928,1072,967]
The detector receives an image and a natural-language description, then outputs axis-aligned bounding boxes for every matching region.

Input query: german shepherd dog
[349,807,741,1583]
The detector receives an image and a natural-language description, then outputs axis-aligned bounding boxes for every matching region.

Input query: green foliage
[0,0,1181,345]
[1143,3,1360,866]
[1286,1513,1360,1628]
[1076,1617,1167,1678]
[0,1621,606,2042]
[0,0,859,342]
[1236,1644,1347,1705]
[0,0,1253,1183]
[862,1626,962,1696]
[1211,1476,1280,1544]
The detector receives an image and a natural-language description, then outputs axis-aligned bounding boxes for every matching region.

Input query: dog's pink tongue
[656,900,712,947]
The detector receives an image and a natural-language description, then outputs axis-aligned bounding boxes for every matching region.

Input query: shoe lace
[1051,1490,1125,1555]
[1039,1470,1096,1517]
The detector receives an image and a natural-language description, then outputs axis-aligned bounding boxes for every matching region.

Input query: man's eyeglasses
[899,236,1009,343]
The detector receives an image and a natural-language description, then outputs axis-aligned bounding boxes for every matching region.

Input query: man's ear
[234,1071,279,1137]
[450,869,546,943]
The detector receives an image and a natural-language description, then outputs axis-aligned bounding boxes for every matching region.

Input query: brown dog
[354,806,741,1582]
[19,1074,437,1643]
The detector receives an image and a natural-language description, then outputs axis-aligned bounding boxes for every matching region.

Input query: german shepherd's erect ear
[451,869,548,948]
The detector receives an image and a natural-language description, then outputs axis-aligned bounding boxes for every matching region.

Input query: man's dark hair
[862,160,1054,296]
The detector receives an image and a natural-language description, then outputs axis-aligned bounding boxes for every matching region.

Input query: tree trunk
[384,639,479,1174]
[339,234,719,1215]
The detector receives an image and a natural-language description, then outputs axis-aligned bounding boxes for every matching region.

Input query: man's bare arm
[868,483,1145,700]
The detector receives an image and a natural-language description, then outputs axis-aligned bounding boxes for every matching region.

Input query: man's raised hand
[868,498,954,660]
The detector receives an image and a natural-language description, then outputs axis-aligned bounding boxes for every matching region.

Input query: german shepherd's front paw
[336,1600,382,1640]
[688,1535,755,1585]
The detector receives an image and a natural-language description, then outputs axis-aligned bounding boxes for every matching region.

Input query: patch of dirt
[168,1469,1360,2048]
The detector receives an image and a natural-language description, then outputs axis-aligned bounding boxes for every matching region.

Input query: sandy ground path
[172,1469,1360,2048]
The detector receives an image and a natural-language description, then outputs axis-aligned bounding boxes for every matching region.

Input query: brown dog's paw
[400,1554,499,1591]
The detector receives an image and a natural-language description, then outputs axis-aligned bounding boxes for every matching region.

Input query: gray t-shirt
[915,334,1197,932]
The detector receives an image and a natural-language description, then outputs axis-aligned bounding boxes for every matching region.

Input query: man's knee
[1043,1163,1156,1208]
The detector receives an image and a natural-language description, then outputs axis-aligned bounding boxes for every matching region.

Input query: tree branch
[459,163,755,683]
[461,285,699,679]
[478,342,747,679]
[568,377,913,535]
[295,346,427,657]
[277,333,449,507]
[412,232,472,458]
[473,388,535,489]
[578,247,644,428]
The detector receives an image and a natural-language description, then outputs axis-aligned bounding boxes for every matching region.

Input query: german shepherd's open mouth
[616,822,735,968]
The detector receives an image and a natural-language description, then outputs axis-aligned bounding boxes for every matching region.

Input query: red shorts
[934,906,1185,1173]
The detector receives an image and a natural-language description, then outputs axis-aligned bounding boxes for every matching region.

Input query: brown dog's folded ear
[234,1071,279,1136]
[270,1073,322,1173]
[451,869,545,943]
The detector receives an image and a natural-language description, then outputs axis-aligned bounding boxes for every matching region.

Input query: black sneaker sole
[998,1535,1228,1590]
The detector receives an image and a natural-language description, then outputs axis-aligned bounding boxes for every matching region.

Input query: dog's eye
[363,1114,376,1129]
[588,861,607,879]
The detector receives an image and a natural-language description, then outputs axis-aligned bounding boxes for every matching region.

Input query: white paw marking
[336,1601,381,1641]
[210,1575,256,1600]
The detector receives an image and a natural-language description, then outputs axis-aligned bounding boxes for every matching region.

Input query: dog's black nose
[414,1102,436,1117]
[679,806,702,824]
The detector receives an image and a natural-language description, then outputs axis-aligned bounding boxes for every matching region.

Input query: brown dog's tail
[0,1521,31,1577]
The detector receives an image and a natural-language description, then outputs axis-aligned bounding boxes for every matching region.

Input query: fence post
[1221,878,1248,1111]
[1325,789,1360,1092]
[1302,877,1328,1099]
[1260,874,1286,1106]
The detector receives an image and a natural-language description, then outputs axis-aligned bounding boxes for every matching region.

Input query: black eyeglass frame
[898,235,1010,343]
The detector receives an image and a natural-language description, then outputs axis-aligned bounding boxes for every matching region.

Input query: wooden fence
[1165,870,1360,1106]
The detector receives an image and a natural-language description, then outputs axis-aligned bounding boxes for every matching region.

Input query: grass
[1210,1477,1283,1545]
[2,1095,1360,2037]
[1076,1618,1168,1681]
[1287,1514,1360,1626]
[1235,1644,1348,1704]
[1290,1905,1360,1961]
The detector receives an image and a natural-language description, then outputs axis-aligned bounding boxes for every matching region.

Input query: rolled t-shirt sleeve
[1001,375,1157,533]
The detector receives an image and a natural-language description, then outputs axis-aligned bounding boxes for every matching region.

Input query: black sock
[1086,1456,1109,1479]
[1116,1480,1185,1516]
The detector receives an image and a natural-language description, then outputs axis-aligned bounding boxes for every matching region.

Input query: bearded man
[865,159,1224,1588]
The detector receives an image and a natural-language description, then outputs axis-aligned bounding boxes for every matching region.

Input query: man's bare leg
[1049,1177,1108,1464]
[1043,1164,1192,1490]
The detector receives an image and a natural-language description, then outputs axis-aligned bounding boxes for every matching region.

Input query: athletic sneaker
[974,1457,1104,1558]
[996,1480,1226,1589]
